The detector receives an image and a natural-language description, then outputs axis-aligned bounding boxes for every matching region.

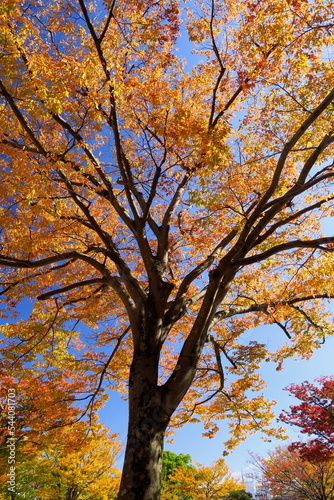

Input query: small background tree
[253,446,334,500]
[280,376,334,461]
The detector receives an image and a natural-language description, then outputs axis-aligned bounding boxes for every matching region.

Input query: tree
[280,376,334,462]
[0,368,120,499]
[0,419,121,500]
[1,0,334,497]
[226,490,253,500]
[162,451,193,485]
[0,348,101,485]
[161,456,243,500]
[254,446,334,500]
[161,451,195,500]
[161,451,194,499]
[0,371,89,497]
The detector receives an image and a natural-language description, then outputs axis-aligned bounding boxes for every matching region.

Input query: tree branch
[99,0,116,43]
[210,335,226,386]
[253,194,334,249]
[85,325,130,415]
[243,87,334,233]
[0,79,47,155]
[235,236,334,266]
[37,278,106,300]
[208,0,226,130]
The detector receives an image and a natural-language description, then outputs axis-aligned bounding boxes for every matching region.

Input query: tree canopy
[0,414,121,500]
[1,0,334,497]
[254,446,334,500]
[280,376,334,462]
[226,490,252,500]
[161,453,243,500]
[162,451,193,485]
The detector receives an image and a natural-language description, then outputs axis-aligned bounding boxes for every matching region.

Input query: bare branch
[235,236,334,266]
[77,0,110,81]
[211,83,246,130]
[208,0,226,130]
[99,0,116,42]
[297,131,334,185]
[290,304,328,334]
[209,294,334,336]
[37,278,106,300]
[0,251,95,270]
[157,174,190,265]
[210,302,270,328]
[273,319,292,339]
[163,229,238,330]
[85,325,130,415]
[210,335,226,386]
[253,194,334,248]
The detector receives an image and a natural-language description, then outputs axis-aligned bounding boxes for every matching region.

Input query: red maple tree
[280,376,334,461]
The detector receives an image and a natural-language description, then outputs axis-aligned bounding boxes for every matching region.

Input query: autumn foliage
[255,446,334,500]
[1,0,334,497]
[162,458,243,500]
[280,376,334,462]
[0,419,121,500]
[161,452,244,500]
[0,372,121,499]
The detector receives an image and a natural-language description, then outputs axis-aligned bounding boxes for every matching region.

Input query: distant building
[254,481,271,500]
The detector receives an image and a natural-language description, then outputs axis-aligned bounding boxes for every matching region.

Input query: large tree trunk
[117,286,202,499]
[118,413,166,500]
[117,348,172,500]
